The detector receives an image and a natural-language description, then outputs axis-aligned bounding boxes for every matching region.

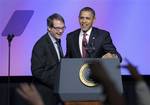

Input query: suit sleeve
[102,32,122,62]
[31,42,59,89]
[65,34,72,58]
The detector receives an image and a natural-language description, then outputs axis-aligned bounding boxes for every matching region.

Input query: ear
[48,27,51,32]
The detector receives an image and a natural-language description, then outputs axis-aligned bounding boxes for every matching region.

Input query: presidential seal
[79,63,97,87]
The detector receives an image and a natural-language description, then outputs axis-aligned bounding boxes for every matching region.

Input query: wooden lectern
[55,58,123,105]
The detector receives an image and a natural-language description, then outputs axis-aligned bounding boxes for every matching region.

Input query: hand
[89,61,111,84]
[121,58,142,80]
[89,62,126,105]
[102,52,118,59]
[17,83,44,105]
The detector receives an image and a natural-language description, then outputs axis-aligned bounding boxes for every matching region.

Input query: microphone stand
[7,34,14,105]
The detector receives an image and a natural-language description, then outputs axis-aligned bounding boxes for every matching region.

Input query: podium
[56,58,123,105]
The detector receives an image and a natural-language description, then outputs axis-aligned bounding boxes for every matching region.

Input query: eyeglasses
[53,26,66,30]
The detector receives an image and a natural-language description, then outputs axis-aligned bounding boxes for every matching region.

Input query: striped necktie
[82,33,88,58]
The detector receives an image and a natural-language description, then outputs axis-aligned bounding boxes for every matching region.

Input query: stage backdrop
[0,0,150,76]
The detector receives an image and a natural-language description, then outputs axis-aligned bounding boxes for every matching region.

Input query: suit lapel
[45,34,59,61]
[88,28,98,47]
[74,30,82,57]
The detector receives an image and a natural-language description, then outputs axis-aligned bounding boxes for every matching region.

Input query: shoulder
[92,27,111,39]
[92,27,109,34]
[33,33,49,49]
[67,28,81,36]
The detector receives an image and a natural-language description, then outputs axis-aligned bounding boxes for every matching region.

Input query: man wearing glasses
[31,13,65,105]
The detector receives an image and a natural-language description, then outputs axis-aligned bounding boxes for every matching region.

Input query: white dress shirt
[79,28,92,56]
[48,33,61,60]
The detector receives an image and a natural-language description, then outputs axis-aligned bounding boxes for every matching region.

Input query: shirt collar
[80,27,92,36]
[48,32,57,44]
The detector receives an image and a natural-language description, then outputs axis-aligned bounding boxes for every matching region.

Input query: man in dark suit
[66,7,122,62]
[31,13,65,105]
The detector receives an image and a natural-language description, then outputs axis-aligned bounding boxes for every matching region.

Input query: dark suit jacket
[66,27,122,62]
[31,33,63,105]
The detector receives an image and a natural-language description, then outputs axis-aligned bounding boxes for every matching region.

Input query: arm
[31,41,59,88]
[89,62,126,105]
[101,32,122,62]
[121,59,150,105]
[121,58,142,81]
[65,34,71,58]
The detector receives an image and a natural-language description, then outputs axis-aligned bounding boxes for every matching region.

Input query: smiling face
[79,11,95,32]
[48,19,65,39]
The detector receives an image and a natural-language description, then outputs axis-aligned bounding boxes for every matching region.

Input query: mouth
[81,23,87,27]
[56,34,62,38]
[81,25,88,30]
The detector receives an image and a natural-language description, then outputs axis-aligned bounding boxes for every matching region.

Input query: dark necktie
[56,39,64,58]
[82,33,88,58]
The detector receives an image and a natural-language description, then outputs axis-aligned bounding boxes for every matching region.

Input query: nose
[60,28,64,32]
[82,18,86,23]
[58,29,64,34]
